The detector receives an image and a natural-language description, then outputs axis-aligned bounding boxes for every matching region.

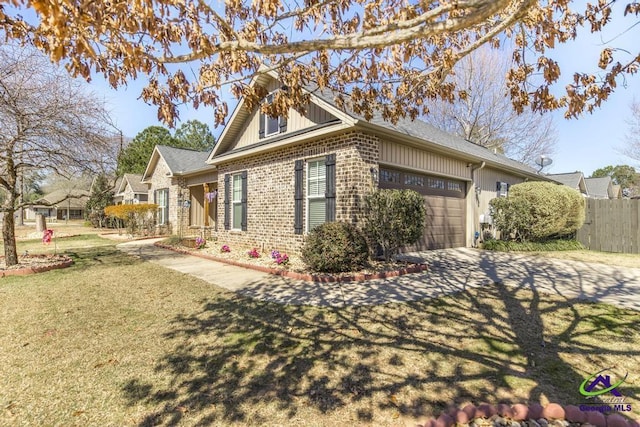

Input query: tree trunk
[2,210,19,266]
[35,213,47,232]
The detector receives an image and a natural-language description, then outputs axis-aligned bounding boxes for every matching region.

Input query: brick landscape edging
[154,243,428,283]
[416,402,640,427]
[0,256,74,278]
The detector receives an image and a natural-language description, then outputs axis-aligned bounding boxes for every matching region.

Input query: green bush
[363,189,426,260]
[490,182,585,241]
[483,239,584,252]
[302,222,369,273]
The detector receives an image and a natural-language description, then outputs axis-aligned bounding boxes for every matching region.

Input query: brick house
[141,145,217,235]
[142,71,551,253]
[113,173,149,205]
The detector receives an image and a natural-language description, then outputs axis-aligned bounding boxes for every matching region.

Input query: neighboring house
[584,176,620,199]
[195,71,551,253]
[547,172,588,196]
[142,145,216,234]
[115,173,149,205]
[25,189,90,221]
[548,171,623,199]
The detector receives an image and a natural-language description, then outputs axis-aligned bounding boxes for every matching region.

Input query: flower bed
[0,254,73,277]
[156,240,428,283]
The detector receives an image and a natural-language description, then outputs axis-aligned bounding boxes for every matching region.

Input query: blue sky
[87,5,640,177]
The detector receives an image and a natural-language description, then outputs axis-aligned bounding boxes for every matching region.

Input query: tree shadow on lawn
[65,246,140,271]
[121,252,640,426]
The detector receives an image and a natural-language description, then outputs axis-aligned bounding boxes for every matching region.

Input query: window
[155,188,169,225]
[447,181,462,192]
[224,172,247,231]
[428,177,445,190]
[405,173,424,187]
[380,169,400,183]
[307,159,326,231]
[232,174,243,230]
[497,181,509,197]
[260,93,287,138]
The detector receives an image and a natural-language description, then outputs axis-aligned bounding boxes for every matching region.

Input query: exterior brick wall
[213,131,379,255]
[147,158,190,235]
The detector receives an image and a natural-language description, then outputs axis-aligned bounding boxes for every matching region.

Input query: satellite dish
[536,155,553,172]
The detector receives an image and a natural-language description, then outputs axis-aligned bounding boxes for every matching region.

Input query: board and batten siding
[475,166,525,216]
[185,171,218,187]
[378,140,470,180]
[229,87,338,151]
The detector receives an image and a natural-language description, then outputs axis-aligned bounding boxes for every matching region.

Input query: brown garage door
[379,168,466,250]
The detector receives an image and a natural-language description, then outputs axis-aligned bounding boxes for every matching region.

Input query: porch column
[203,183,209,227]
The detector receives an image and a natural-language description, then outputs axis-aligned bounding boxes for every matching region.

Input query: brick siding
[213,131,380,254]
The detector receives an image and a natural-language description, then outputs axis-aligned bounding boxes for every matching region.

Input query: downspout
[470,161,485,247]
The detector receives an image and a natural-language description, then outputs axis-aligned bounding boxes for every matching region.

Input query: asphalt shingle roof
[584,177,611,198]
[156,145,211,174]
[546,172,584,189]
[311,89,540,177]
[122,173,148,193]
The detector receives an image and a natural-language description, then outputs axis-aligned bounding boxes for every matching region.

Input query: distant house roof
[117,173,148,194]
[34,189,90,209]
[546,172,584,189]
[584,176,613,199]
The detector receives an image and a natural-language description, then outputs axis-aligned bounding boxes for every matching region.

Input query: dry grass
[0,244,638,427]
[522,249,640,269]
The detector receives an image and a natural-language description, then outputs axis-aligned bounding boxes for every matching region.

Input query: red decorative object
[42,229,54,245]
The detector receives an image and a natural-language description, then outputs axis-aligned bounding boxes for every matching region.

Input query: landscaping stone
[416,403,637,427]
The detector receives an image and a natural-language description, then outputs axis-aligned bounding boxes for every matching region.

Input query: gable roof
[33,189,90,209]
[546,172,584,188]
[117,173,147,194]
[584,176,613,198]
[348,107,541,177]
[208,71,544,180]
[142,145,213,182]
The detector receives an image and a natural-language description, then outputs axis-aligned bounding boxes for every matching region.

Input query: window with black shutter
[259,93,287,139]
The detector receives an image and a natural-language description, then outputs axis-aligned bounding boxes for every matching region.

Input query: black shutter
[294,160,304,234]
[224,174,230,230]
[325,153,336,222]
[279,115,287,133]
[496,181,501,191]
[241,170,248,231]
[258,111,265,139]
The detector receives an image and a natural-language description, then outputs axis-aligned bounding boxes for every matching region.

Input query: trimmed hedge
[483,239,584,252]
[302,222,369,273]
[490,182,585,241]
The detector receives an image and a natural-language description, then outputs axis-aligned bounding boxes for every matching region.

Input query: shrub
[302,221,369,273]
[490,182,585,241]
[363,189,426,260]
[104,203,158,236]
[483,238,584,252]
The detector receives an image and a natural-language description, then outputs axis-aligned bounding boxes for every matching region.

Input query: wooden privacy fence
[577,198,640,254]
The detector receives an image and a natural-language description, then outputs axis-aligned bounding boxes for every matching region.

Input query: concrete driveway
[117,240,640,310]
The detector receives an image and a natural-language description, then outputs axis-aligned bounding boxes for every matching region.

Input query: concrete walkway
[116,240,640,310]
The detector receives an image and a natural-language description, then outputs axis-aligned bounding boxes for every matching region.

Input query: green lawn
[0,241,638,426]
[12,233,116,255]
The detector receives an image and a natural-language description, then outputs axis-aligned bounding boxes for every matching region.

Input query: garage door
[379,168,466,250]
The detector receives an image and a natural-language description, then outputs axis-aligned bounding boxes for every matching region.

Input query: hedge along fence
[489,182,585,242]
[104,203,158,236]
